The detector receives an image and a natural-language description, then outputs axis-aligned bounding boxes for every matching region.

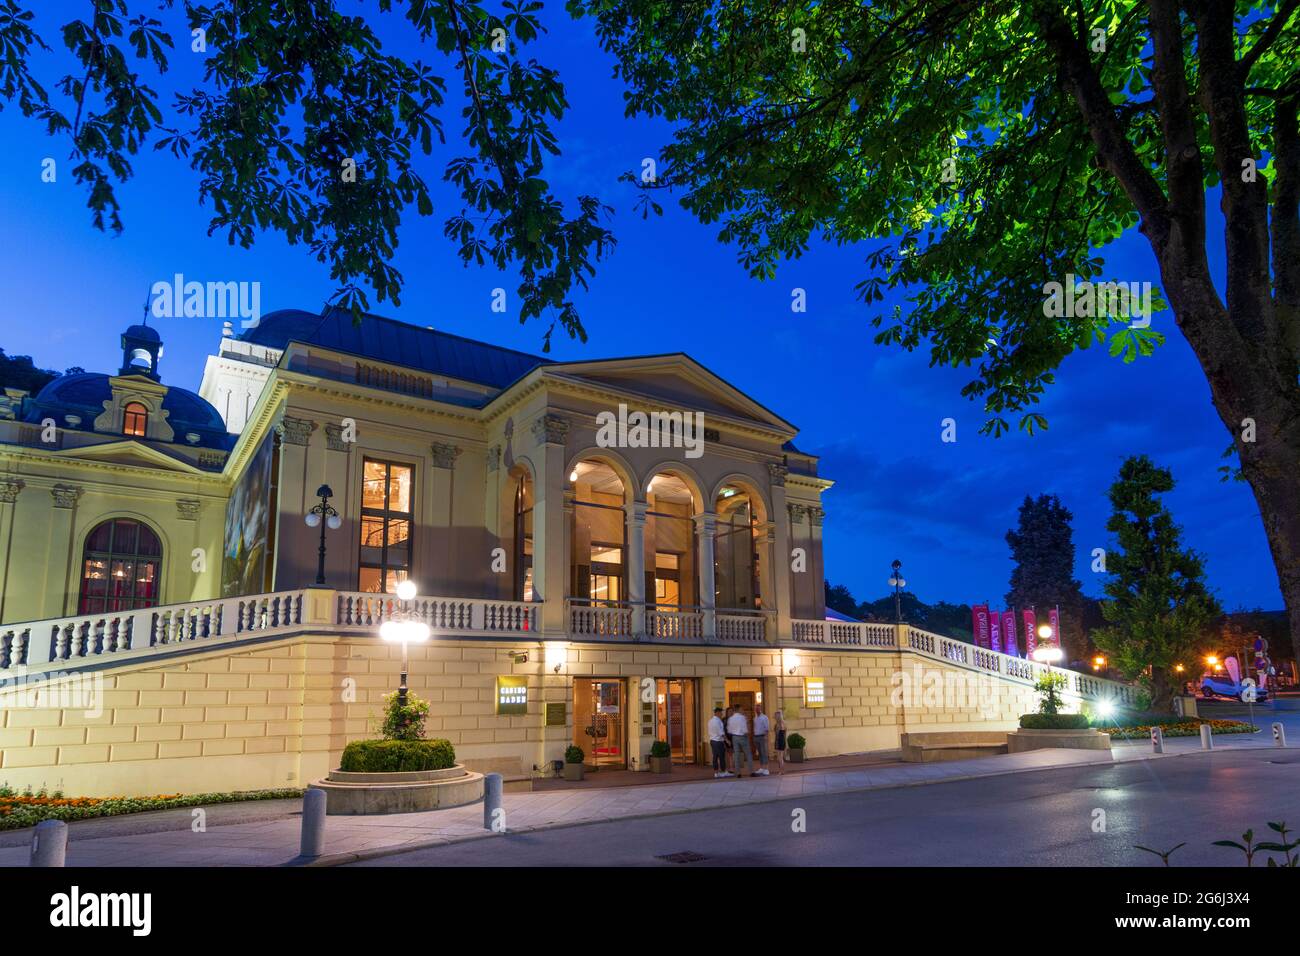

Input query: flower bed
[0,785,304,831]
[1100,719,1258,740]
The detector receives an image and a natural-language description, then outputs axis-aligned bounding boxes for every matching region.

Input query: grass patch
[0,784,304,831]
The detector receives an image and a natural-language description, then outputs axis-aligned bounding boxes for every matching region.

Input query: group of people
[707,704,788,777]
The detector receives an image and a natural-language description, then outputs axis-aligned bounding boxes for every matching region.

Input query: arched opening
[714,483,765,610]
[79,518,163,614]
[569,459,627,606]
[122,401,148,438]
[645,471,700,609]
[510,466,534,601]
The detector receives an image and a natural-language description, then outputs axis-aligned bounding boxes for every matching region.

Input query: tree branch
[1239,0,1300,79]
[1272,94,1300,372]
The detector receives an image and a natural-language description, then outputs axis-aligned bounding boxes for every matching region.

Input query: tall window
[79,519,162,614]
[360,458,413,593]
[513,473,534,601]
[122,402,148,437]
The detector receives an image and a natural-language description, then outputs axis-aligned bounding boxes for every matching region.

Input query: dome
[25,372,232,450]
[239,308,327,349]
[122,323,162,344]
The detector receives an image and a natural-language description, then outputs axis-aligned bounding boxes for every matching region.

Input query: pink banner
[1023,609,1037,658]
[972,605,990,649]
[1001,610,1019,657]
[1048,607,1061,650]
[990,614,1002,654]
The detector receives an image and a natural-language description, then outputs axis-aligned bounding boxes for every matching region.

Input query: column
[275,415,317,589]
[808,506,827,616]
[767,463,794,640]
[0,480,23,623]
[787,504,808,616]
[48,484,83,618]
[530,414,570,636]
[429,441,462,594]
[694,511,717,641]
[322,423,353,591]
[626,499,647,639]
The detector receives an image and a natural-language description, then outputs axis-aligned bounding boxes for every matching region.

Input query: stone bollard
[1150,725,1164,754]
[483,773,504,832]
[1273,722,1287,748]
[300,788,327,859]
[30,819,68,867]
[1200,723,1214,750]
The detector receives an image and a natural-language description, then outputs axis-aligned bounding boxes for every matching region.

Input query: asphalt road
[351,748,1300,866]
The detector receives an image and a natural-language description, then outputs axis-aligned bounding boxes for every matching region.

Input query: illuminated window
[359,458,413,593]
[123,402,148,437]
[78,519,162,614]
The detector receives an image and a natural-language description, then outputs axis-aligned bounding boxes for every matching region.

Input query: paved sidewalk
[1,722,1288,867]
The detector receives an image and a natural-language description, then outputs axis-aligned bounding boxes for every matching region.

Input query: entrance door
[655,678,698,764]
[575,679,626,768]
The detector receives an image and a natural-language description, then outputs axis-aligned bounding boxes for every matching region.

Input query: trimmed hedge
[0,787,303,831]
[339,738,456,773]
[786,733,807,750]
[1019,713,1090,730]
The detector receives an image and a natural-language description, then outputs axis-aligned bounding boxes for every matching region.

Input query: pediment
[52,440,203,474]
[544,354,795,436]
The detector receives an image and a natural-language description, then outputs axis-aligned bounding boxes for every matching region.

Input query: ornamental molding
[787,503,808,524]
[324,423,351,452]
[767,463,788,487]
[0,479,23,503]
[176,499,201,521]
[531,413,570,447]
[51,484,83,509]
[808,506,825,527]
[276,416,317,446]
[430,442,463,469]
[486,445,501,472]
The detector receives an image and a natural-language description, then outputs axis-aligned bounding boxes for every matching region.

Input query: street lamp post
[888,559,906,623]
[380,580,429,708]
[304,484,342,586]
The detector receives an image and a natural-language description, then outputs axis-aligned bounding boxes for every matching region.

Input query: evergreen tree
[1005,494,1086,663]
[1092,457,1220,711]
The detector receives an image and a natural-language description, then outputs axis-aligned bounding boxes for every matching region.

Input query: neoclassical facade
[0,309,1130,794]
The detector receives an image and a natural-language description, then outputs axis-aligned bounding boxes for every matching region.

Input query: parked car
[1200,675,1269,702]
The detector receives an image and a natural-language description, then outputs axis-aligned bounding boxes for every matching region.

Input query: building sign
[783,699,801,719]
[496,676,528,715]
[545,703,567,726]
[803,678,826,709]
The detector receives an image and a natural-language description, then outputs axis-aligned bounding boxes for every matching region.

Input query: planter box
[649,756,672,774]
[1007,728,1112,753]
[310,765,484,815]
[787,748,805,763]
[562,762,585,781]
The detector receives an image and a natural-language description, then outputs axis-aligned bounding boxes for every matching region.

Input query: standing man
[752,705,770,776]
[726,703,753,777]
[708,707,731,777]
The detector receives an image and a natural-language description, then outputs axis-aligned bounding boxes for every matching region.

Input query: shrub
[649,740,672,758]
[787,733,807,750]
[339,738,455,773]
[1019,713,1090,730]
[565,745,585,764]
[380,691,430,741]
[1034,672,1069,715]
[0,788,303,831]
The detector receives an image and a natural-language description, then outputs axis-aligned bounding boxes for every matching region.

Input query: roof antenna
[141,286,153,326]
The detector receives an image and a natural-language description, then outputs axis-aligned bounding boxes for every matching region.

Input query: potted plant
[786,733,807,763]
[563,745,585,781]
[648,740,672,774]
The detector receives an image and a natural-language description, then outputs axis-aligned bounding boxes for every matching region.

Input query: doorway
[654,678,699,764]
[725,677,764,730]
[574,678,626,768]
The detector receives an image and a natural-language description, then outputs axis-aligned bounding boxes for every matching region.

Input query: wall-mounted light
[545,641,568,674]
[782,647,800,675]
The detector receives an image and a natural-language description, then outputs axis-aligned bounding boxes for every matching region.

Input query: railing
[717,610,766,643]
[646,606,704,641]
[1,591,304,673]
[792,619,895,648]
[567,600,634,638]
[336,593,536,633]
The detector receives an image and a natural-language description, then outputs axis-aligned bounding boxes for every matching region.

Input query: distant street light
[380,581,430,707]
[888,559,906,623]
[304,484,342,586]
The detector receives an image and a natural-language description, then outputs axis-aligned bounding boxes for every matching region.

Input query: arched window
[122,402,148,437]
[79,519,163,614]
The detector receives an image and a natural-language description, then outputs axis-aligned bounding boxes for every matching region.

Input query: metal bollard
[483,772,504,832]
[1273,722,1287,748]
[1200,723,1214,750]
[300,788,327,858]
[1150,725,1164,754]
[30,819,68,867]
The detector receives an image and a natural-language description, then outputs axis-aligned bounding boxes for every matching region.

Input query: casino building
[0,310,1128,795]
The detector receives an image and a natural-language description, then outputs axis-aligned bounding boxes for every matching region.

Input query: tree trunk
[1149,667,1175,714]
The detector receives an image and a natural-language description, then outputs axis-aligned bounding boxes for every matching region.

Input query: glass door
[575,679,626,768]
[655,678,698,764]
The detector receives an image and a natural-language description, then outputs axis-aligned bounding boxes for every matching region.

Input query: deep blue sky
[0,3,1281,613]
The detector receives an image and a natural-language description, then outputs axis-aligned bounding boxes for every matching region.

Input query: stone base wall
[0,634,1060,796]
